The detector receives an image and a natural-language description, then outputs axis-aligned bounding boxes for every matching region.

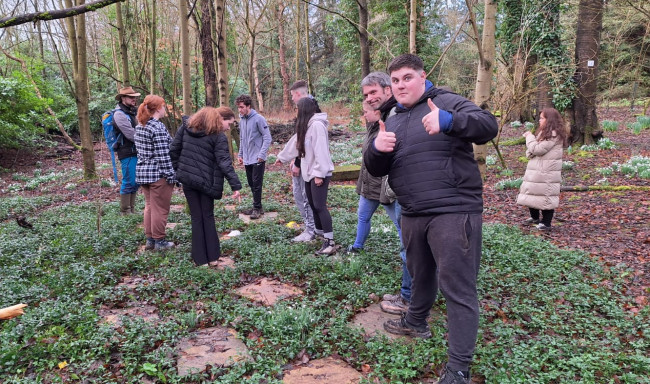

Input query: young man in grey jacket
[236,94,272,219]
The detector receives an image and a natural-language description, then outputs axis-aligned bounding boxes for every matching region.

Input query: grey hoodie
[238,109,272,165]
[278,112,334,182]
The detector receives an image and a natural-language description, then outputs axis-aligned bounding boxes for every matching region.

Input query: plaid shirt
[135,118,176,184]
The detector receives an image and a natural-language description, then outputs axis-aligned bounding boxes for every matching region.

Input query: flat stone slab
[349,303,403,340]
[223,205,236,211]
[166,222,180,230]
[239,211,278,225]
[116,275,158,290]
[210,257,235,270]
[99,304,159,327]
[235,277,303,306]
[169,204,186,213]
[176,327,252,376]
[282,357,362,384]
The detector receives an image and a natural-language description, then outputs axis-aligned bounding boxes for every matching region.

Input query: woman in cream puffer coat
[516,108,568,231]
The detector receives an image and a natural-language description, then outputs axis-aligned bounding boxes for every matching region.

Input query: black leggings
[529,208,554,226]
[304,177,332,234]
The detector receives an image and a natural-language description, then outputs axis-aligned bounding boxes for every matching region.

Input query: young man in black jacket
[364,54,498,384]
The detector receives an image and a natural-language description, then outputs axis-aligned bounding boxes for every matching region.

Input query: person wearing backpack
[113,86,141,215]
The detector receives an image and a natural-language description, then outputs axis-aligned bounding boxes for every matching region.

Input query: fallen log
[0,303,28,320]
[561,185,650,192]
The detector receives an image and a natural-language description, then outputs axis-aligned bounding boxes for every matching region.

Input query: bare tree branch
[0,0,125,28]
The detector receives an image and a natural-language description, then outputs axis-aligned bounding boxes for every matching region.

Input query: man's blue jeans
[353,195,411,301]
[119,156,139,194]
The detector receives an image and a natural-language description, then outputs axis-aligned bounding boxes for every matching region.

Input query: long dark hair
[538,107,568,147]
[295,98,320,158]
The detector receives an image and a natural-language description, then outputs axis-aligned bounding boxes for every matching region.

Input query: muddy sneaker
[346,245,362,254]
[383,314,431,339]
[292,230,315,242]
[316,239,337,256]
[145,237,155,250]
[380,296,410,315]
[154,238,175,251]
[241,207,264,215]
[382,293,401,301]
[250,209,264,220]
[536,223,551,231]
[434,365,470,384]
[523,218,540,225]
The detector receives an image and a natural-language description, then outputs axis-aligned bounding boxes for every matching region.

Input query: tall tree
[469,0,497,178]
[215,0,229,107]
[63,0,96,179]
[179,0,192,115]
[409,0,416,54]
[570,0,604,144]
[198,0,218,106]
[357,0,370,77]
[149,0,157,93]
[277,2,292,111]
[115,1,129,86]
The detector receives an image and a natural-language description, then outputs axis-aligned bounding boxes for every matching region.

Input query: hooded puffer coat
[516,131,563,210]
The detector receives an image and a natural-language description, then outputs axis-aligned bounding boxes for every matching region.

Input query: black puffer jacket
[364,87,497,216]
[169,119,241,199]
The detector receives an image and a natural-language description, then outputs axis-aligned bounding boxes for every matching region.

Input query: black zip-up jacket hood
[364,86,498,216]
[169,118,241,199]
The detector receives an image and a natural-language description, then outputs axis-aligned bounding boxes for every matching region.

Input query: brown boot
[119,194,131,216]
[129,193,137,214]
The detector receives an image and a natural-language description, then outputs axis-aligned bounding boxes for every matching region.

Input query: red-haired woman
[135,95,176,250]
[170,107,241,267]
[516,107,568,231]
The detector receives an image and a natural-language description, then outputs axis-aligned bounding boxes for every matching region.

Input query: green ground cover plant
[1,173,648,383]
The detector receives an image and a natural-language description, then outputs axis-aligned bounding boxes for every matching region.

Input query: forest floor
[1,105,648,306]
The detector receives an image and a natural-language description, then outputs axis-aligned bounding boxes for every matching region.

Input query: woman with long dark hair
[170,106,241,267]
[135,94,176,250]
[278,98,336,255]
[516,107,568,231]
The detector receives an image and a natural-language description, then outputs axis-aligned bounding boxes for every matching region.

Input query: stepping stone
[169,204,185,213]
[349,303,404,340]
[166,222,180,230]
[235,277,302,306]
[176,327,252,377]
[116,275,158,290]
[238,211,278,225]
[210,257,235,270]
[223,205,236,211]
[99,304,159,327]
[282,356,362,383]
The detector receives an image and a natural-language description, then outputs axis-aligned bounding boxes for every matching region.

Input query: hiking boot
[382,293,400,301]
[154,238,175,251]
[292,230,315,242]
[383,314,431,339]
[536,223,551,231]
[145,237,155,250]
[242,207,264,216]
[120,194,131,216]
[346,245,362,254]
[316,239,337,256]
[380,296,410,315]
[434,365,470,384]
[250,209,264,220]
[523,218,539,225]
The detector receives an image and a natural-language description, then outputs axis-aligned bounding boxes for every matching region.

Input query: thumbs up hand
[422,98,441,135]
[373,120,396,153]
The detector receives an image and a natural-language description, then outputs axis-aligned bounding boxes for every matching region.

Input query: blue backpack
[102,108,125,183]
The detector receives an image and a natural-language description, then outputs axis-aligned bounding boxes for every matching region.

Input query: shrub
[601,120,619,132]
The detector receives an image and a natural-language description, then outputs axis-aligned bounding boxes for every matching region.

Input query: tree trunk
[277,3,292,111]
[304,1,313,94]
[357,0,370,78]
[199,0,217,106]
[65,0,96,179]
[115,1,129,86]
[179,0,192,115]
[569,0,604,145]
[215,0,229,107]
[295,0,301,79]
[251,34,264,112]
[0,0,124,28]
[472,0,497,179]
[409,0,416,54]
[149,0,157,93]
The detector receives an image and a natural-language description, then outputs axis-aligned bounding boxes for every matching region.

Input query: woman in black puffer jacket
[170,107,242,267]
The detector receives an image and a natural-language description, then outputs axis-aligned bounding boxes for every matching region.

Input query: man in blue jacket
[236,94,272,219]
[365,54,497,384]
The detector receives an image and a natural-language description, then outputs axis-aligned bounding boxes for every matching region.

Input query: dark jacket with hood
[169,117,242,199]
[364,86,497,216]
[356,120,393,204]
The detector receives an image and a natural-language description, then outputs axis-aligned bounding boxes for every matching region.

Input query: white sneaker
[292,230,315,242]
